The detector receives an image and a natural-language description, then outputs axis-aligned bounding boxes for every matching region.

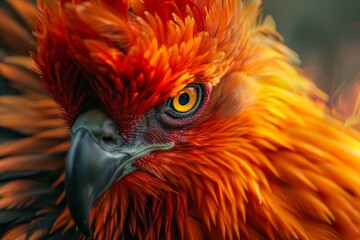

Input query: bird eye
[165,84,203,118]
[173,88,197,112]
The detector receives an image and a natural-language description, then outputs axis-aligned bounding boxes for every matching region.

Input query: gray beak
[64,110,173,236]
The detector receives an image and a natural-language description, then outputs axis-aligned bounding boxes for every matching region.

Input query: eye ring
[165,84,204,118]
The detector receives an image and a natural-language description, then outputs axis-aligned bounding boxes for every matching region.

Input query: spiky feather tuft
[1,0,360,240]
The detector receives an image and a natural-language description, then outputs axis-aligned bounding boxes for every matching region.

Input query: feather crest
[2,0,360,239]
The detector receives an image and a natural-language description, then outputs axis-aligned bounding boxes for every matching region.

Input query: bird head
[34,0,331,239]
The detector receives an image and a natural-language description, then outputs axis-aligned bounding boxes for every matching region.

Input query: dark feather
[0,1,74,238]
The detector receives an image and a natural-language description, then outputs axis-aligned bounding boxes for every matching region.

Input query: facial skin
[64,83,210,235]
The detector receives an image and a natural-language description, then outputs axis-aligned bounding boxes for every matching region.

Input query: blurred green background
[263,0,360,96]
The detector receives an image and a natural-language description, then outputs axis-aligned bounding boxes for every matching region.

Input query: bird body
[1,0,360,239]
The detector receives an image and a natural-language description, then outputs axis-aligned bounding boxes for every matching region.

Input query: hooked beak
[65,110,173,236]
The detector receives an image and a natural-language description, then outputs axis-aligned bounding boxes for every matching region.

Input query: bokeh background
[263,0,360,100]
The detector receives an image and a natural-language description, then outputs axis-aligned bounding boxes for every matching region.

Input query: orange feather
[1,0,360,239]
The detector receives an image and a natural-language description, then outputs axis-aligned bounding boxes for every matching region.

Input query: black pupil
[178,93,190,105]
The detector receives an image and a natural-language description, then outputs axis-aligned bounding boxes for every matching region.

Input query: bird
[1,0,360,239]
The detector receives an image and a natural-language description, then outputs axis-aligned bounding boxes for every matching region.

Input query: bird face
[34,0,280,238]
[64,81,213,234]
[35,0,241,236]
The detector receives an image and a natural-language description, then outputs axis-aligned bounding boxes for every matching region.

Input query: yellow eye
[172,87,198,113]
[164,84,204,119]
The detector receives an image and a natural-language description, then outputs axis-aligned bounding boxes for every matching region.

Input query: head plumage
[34,0,269,124]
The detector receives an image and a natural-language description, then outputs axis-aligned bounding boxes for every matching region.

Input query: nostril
[101,136,116,146]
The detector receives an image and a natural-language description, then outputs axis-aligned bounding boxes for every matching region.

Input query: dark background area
[263,0,360,97]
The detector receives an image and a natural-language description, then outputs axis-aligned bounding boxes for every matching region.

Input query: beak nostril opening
[102,136,116,146]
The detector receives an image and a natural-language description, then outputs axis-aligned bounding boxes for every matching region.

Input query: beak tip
[78,221,92,237]
[67,201,92,237]
[66,193,93,237]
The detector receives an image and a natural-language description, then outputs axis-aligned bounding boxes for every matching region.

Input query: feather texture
[1,0,360,239]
